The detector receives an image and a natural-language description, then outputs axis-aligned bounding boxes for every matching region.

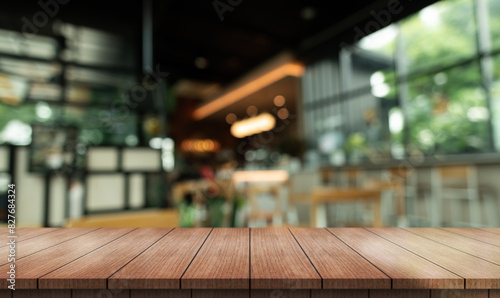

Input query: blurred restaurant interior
[0,0,499,228]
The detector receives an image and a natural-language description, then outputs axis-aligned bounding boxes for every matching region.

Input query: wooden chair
[287,170,321,226]
[245,183,286,227]
[310,187,382,227]
[431,165,485,227]
[339,168,366,187]
[364,167,410,226]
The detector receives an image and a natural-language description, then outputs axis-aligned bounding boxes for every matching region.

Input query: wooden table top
[1,228,500,290]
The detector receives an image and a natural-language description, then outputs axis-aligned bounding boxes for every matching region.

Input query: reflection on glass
[400,0,477,73]
[407,62,489,154]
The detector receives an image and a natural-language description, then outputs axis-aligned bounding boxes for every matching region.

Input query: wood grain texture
[131,290,190,298]
[182,228,249,289]
[5,228,60,245]
[430,290,488,297]
[0,228,133,289]
[328,228,463,289]
[491,290,500,298]
[252,290,310,298]
[108,228,211,289]
[312,290,368,298]
[13,290,70,298]
[368,228,500,289]
[405,228,500,264]
[72,290,129,297]
[39,228,172,289]
[370,290,429,298]
[479,228,500,235]
[0,228,98,266]
[192,290,249,298]
[0,290,10,298]
[441,228,500,247]
[290,228,390,289]
[251,228,321,289]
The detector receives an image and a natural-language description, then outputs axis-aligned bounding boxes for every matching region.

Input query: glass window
[342,93,394,163]
[491,54,500,151]
[488,0,500,51]
[0,29,57,60]
[400,0,477,73]
[407,62,489,155]
[351,25,397,91]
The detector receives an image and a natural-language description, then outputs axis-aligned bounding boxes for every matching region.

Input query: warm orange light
[246,105,258,116]
[193,62,304,120]
[274,95,286,107]
[277,108,289,120]
[232,170,289,184]
[181,139,220,153]
[226,113,237,124]
[230,113,276,138]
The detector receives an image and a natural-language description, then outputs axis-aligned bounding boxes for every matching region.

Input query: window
[302,0,499,165]
[400,0,477,73]
[492,54,500,151]
[407,62,489,154]
[488,0,500,51]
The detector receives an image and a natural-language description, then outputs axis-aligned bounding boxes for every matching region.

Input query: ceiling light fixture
[193,62,304,120]
[230,112,276,138]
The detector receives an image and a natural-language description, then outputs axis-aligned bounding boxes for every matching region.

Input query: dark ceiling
[1,0,438,86]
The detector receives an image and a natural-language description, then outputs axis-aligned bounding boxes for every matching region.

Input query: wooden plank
[3,228,60,245]
[312,290,368,298]
[251,228,321,289]
[406,228,500,265]
[39,228,172,289]
[192,290,249,298]
[479,228,500,235]
[72,290,129,298]
[290,228,390,289]
[430,290,488,297]
[0,228,133,289]
[441,228,500,247]
[491,290,500,298]
[253,290,309,298]
[108,228,211,289]
[131,290,190,298]
[370,290,429,298]
[368,228,500,289]
[182,228,249,289]
[328,228,463,289]
[0,290,10,298]
[13,290,70,298]
[0,228,98,266]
